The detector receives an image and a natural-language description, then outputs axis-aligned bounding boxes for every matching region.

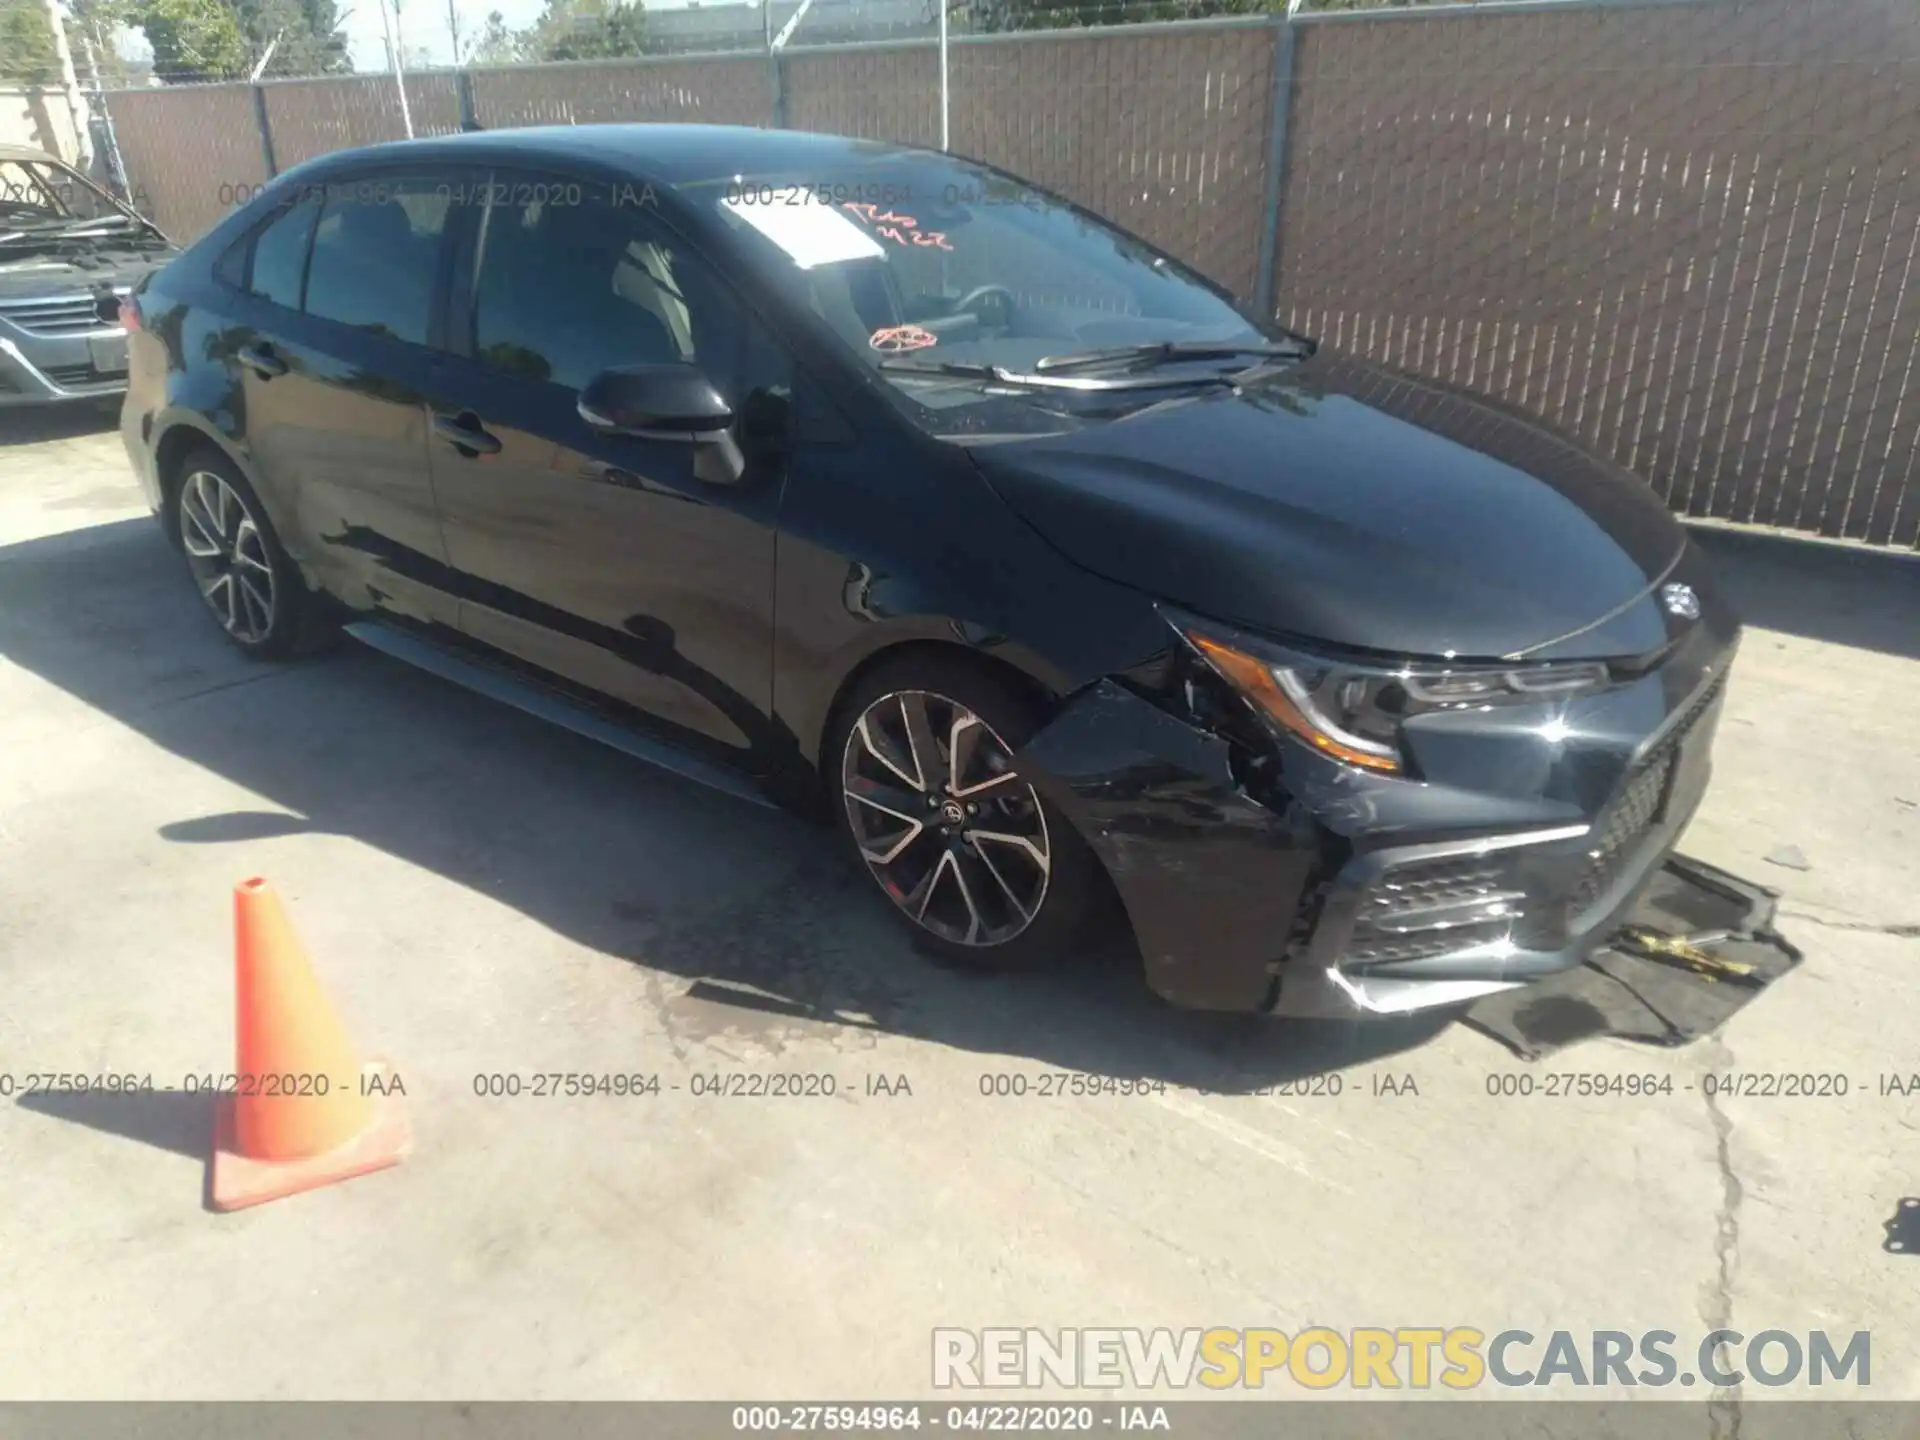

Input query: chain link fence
[89,0,1920,547]
[1275,0,1920,548]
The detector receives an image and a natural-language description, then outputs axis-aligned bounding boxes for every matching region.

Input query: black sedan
[118,125,1739,1019]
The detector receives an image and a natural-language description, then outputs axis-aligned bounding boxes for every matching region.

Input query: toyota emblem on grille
[1660,583,1701,620]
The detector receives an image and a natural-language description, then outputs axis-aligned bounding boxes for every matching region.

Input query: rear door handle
[236,343,286,379]
[433,411,502,457]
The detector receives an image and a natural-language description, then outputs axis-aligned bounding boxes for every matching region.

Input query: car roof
[307,123,941,189]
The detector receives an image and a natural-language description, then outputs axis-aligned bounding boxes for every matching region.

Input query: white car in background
[0,143,176,408]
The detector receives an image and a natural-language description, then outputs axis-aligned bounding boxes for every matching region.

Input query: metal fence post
[252,83,279,179]
[765,0,784,129]
[1253,9,1298,317]
[456,67,478,130]
[938,0,949,150]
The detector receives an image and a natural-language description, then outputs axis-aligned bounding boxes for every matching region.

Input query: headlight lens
[1184,630,1610,775]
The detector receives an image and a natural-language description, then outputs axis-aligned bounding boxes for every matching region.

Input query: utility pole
[445,0,462,65]
[250,29,284,80]
[78,24,127,196]
[41,0,92,168]
[378,0,416,138]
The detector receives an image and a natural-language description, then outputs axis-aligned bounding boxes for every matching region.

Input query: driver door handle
[236,343,286,379]
[433,411,502,457]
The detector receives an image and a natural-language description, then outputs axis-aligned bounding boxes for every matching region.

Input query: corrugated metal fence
[100,0,1920,546]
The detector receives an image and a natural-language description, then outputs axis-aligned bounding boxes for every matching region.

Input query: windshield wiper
[877,355,1243,393]
[1033,338,1314,374]
[876,358,1002,380]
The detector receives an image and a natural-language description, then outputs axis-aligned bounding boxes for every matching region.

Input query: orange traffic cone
[209,877,411,1212]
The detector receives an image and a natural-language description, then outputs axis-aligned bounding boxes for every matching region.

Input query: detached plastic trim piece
[1463,852,1803,1061]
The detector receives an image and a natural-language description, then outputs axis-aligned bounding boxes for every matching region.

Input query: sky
[340,0,702,70]
[343,0,536,69]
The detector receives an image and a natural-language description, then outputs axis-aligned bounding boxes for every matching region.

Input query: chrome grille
[40,362,102,386]
[0,294,114,336]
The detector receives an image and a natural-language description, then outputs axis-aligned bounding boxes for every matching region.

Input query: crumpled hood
[970,351,1689,661]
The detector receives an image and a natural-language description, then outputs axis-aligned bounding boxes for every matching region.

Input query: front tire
[829,655,1101,972]
[171,448,319,660]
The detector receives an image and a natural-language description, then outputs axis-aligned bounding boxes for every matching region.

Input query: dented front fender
[1015,680,1323,1013]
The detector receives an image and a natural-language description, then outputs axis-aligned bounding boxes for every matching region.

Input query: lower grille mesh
[1346,854,1523,969]
[1565,675,1725,922]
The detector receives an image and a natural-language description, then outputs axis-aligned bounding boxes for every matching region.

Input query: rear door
[215,171,463,627]
[422,171,792,764]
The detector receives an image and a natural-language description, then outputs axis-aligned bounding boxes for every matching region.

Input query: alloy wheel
[841,689,1052,947]
[179,470,276,644]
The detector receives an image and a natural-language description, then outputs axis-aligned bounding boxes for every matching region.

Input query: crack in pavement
[1779,910,1920,939]
[1699,1035,1744,1440]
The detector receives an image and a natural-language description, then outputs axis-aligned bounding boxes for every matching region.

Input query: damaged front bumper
[1017,652,1730,1020]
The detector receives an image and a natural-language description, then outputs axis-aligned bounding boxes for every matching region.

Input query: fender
[1016,679,1324,1012]
[792,610,1081,774]
[770,517,1168,776]
[147,405,255,518]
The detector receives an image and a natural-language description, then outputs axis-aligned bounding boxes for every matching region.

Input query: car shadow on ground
[0,516,1448,1095]
[0,402,119,448]
[1687,522,1920,662]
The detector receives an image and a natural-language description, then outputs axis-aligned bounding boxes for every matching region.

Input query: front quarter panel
[772,420,1170,773]
[1016,679,1321,1011]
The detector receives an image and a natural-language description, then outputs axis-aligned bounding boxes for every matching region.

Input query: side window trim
[293,193,318,312]
[423,166,480,354]
[230,187,322,312]
[211,228,251,292]
[440,170,495,364]
[216,200,286,297]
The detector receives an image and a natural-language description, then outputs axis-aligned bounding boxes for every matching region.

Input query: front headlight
[1182,628,1610,775]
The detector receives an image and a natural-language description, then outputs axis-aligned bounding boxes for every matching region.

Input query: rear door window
[303,177,451,347]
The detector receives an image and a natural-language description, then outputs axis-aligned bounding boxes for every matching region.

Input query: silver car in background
[0,144,177,408]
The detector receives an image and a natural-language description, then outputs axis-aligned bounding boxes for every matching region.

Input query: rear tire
[828,654,1101,972]
[170,447,327,660]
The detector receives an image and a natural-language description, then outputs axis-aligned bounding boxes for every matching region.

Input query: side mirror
[578,363,735,442]
[578,362,745,485]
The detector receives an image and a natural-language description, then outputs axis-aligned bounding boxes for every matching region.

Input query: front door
[425,173,791,766]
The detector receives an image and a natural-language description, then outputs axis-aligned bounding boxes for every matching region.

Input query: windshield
[0,159,124,229]
[692,154,1288,437]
